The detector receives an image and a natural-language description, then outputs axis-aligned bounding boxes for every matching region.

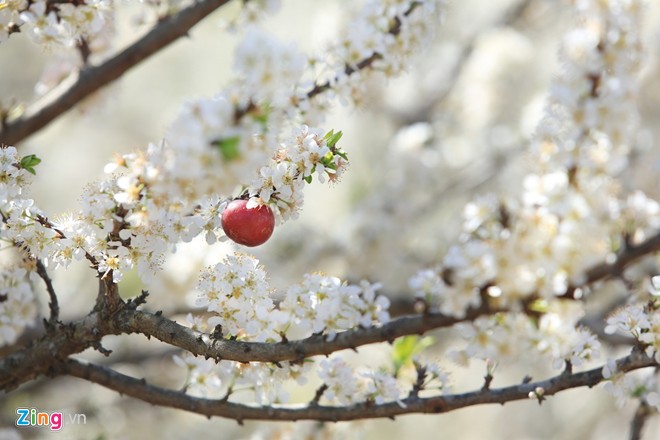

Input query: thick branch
[0,311,105,391]
[629,401,654,440]
[0,0,232,145]
[62,351,657,421]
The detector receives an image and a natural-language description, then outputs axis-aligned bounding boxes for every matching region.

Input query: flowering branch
[117,306,491,364]
[3,221,659,392]
[60,350,657,422]
[564,230,660,299]
[0,0,233,145]
[2,0,660,436]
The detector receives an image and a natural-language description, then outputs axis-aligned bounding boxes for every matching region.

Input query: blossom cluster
[196,254,277,342]
[186,247,454,407]
[174,351,310,404]
[605,282,660,363]
[0,147,56,264]
[0,0,111,47]
[174,348,449,408]
[398,5,660,411]
[279,272,390,340]
[602,360,660,411]
[196,253,390,342]
[408,0,651,318]
[449,306,600,371]
[61,0,443,284]
[0,265,37,346]
[308,0,444,113]
[0,146,41,346]
[1,0,446,295]
[248,125,348,221]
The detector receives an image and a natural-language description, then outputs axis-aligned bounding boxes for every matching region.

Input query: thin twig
[562,231,660,299]
[629,401,652,440]
[34,258,59,326]
[0,0,233,145]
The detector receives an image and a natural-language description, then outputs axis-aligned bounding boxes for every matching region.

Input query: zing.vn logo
[15,408,87,431]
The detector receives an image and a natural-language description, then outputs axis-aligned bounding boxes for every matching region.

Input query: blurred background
[2,0,660,438]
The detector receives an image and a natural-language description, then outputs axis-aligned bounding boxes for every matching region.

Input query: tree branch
[0,0,233,146]
[34,258,59,326]
[61,350,657,422]
[116,305,493,363]
[629,400,654,440]
[562,230,660,299]
[0,310,105,391]
[4,227,660,391]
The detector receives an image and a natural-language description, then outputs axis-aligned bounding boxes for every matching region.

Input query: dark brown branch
[0,0,233,146]
[116,305,494,363]
[62,350,657,421]
[0,310,105,391]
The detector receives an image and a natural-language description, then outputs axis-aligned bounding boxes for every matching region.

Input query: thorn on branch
[77,37,91,65]
[211,324,224,341]
[93,341,113,357]
[126,290,150,309]
[409,361,427,398]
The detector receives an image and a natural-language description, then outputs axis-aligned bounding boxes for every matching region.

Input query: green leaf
[323,130,343,148]
[213,137,241,161]
[392,335,435,376]
[304,175,312,184]
[20,154,41,175]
